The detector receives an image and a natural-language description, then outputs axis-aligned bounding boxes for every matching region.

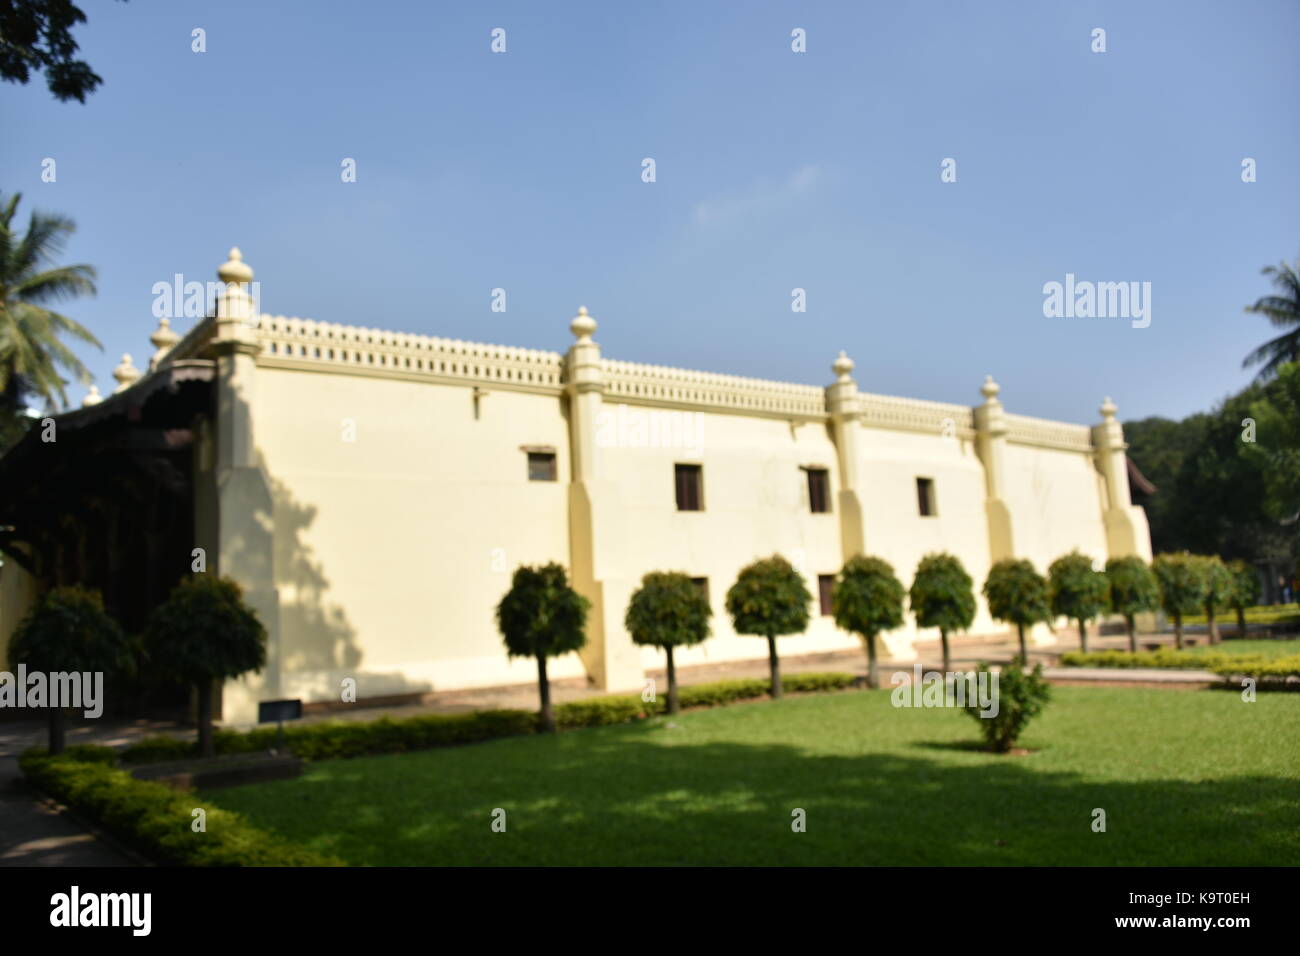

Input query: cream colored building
[0,249,1152,725]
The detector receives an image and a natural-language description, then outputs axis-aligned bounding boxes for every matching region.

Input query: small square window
[675,464,703,511]
[818,574,835,616]
[528,452,557,482]
[690,577,710,605]
[806,468,831,513]
[916,477,937,517]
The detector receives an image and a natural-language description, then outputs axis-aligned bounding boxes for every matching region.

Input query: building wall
[186,308,1149,723]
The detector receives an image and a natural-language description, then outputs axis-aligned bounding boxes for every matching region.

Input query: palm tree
[1242,258,1300,382]
[0,192,101,414]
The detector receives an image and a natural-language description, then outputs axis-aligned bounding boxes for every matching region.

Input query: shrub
[19,752,342,866]
[625,571,712,714]
[725,555,812,699]
[983,559,1051,662]
[1104,556,1160,652]
[908,553,976,673]
[496,563,589,732]
[833,555,906,689]
[963,659,1051,753]
[1060,649,1238,670]
[1047,551,1108,652]
[1207,655,1300,681]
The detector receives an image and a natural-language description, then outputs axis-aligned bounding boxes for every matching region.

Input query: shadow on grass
[205,717,1300,867]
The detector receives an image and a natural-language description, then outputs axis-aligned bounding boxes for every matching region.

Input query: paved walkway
[0,755,133,866]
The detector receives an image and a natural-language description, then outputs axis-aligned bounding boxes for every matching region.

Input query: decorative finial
[149,316,180,370]
[1100,396,1118,420]
[980,375,1001,401]
[217,246,254,285]
[570,305,597,342]
[113,354,140,393]
[832,350,854,382]
[81,385,102,407]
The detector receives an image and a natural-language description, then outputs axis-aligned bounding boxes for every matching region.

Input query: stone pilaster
[973,375,1016,563]
[210,248,281,724]
[564,308,644,693]
[1092,397,1153,562]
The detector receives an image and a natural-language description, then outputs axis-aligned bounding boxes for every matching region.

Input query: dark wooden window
[691,577,710,605]
[675,464,703,511]
[818,575,835,616]
[528,452,557,482]
[806,468,831,513]
[916,477,936,516]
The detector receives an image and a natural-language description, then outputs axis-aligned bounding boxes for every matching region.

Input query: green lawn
[1183,639,1300,659]
[206,687,1300,866]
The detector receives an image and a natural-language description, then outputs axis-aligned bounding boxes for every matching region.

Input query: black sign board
[258,699,303,723]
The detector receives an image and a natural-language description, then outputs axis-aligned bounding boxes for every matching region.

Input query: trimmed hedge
[118,672,858,764]
[1208,656,1300,680]
[19,751,343,866]
[1060,649,1237,670]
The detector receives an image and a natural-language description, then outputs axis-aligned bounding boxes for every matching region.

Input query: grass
[1184,604,1300,626]
[205,686,1300,866]
[1181,639,1299,659]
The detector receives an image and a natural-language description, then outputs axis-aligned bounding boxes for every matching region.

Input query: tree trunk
[1174,613,1184,650]
[1078,618,1088,653]
[1206,606,1219,644]
[767,635,782,699]
[197,680,215,758]
[1126,614,1137,654]
[940,628,950,673]
[865,633,879,690]
[48,707,66,756]
[537,655,555,732]
[1016,623,1027,664]
[665,644,679,715]
[1237,607,1247,636]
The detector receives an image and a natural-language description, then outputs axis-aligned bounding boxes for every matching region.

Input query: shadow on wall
[268,474,438,704]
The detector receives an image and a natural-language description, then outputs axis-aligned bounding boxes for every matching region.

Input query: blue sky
[3,0,1297,423]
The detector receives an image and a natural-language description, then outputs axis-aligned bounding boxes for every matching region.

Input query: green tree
[496,563,588,732]
[1152,553,1207,650]
[0,0,126,102]
[1104,556,1159,652]
[1242,258,1300,383]
[1228,560,1262,636]
[1047,551,1108,653]
[725,555,811,699]
[908,552,975,673]
[983,559,1050,663]
[9,586,136,754]
[0,192,101,441]
[1197,555,1234,645]
[1244,361,1300,523]
[832,555,905,690]
[625,571,711,715]
[144,575,267,757]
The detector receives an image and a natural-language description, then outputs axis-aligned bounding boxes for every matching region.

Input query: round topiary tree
[908,552,976,673]
[144,575,267,758]
[1047,551,1108,653]
[725,555,811,699]
[832,555,905,690]
[1152,553,1207,650]
[9,586,136,755]
[983,559,1050,663]
[1228,559,1262,637]
[496,562,589,732]
[625,571,711,715]
[1104,556,1159,652]
[1197,555,1234,645]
